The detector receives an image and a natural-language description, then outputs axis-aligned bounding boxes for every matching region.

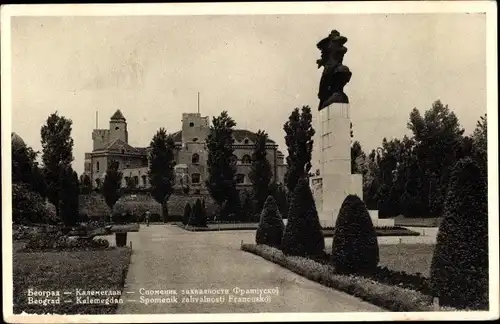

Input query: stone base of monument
[311,174,364,228]
[368,210,395,227]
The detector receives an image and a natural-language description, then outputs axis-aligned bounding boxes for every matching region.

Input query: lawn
[13,247,131,314]
[325,244,435,277]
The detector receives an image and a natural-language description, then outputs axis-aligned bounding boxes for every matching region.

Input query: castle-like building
[84,110,286,194]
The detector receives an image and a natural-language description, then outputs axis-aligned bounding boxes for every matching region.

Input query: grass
[378,244,434,277]
[323,244,434,277]
[13,247,132,314]
[241,244,456,312]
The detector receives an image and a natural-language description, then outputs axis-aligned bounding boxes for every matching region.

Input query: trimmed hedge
[256,195,284,248]
[242,244,458,312]
[430,157,488,310]
[79,193,110,219]
[281,178,325,257]
[167,194,218,219]
[331,195,379,273]
[113,194,162,221]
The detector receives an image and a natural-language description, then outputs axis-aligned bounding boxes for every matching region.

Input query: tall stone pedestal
[310,103,369,228]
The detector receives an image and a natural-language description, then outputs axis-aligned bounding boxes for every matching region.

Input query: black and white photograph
[1,2,498,322]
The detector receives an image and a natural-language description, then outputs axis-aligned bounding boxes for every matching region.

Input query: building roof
[171,129,276,144]
[110,109,126,121]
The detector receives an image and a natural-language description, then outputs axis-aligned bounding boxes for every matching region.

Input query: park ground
[13,223,437,314]
[109,224,436,313]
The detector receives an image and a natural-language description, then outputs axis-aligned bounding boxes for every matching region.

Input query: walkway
[113,225,384,313]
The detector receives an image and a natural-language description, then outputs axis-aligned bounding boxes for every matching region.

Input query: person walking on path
[145,210,151,227]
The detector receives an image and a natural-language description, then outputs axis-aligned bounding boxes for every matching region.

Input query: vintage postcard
[2,1,498,323]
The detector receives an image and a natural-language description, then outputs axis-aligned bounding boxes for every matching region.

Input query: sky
[10,13,487,175]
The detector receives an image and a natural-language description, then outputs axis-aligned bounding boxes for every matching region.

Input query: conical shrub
[192,198,207,227]
[281,177,325,257]
[182,203,192,225]
[331,195,379,274]
[256,195,285,248]
[430,157,488,309]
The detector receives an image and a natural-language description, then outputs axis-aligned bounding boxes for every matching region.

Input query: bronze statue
[316,30,352,110]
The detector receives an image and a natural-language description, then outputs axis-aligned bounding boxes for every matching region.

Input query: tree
[471,114,487,179]
[270,182,288,219]
[281,177,325,257]
[148,128,176,220]
[351,141,365,174]
[126,177,137,189]
[40,112,74,218]
[12,138,46,197]
[102,160,123,219]
[80,174,92,194]
[407,100,465,216]
[362,149,380,210]
[191,199,207,227]
[256,195,285,248]
[59,165,80,226]
[283,106,315,193]
[249,130,273,212]
[183,203,192,226]
[12,183,57,225]
[430,158,488,309]
[331,195,379,274]
[205,111,239,220]
[240,190,254,222]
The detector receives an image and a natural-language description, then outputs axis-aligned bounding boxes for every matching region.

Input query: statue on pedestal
[316,30,352,110]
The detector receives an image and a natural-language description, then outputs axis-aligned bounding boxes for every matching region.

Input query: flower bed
[21,231,111,252]
[322,226,420,237]
[176,222,258,232]
[241,244,458,312]
[13,248,131,314]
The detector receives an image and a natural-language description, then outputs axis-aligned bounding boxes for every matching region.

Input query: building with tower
[84,110,287,193]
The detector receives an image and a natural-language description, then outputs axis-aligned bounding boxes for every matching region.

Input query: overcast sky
[10,13,486,175]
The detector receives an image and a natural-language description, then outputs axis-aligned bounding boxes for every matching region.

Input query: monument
[310,30,383,227]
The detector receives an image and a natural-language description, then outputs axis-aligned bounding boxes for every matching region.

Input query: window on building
[235,174,245,184]
[115,126,120,130]
[142,175,147,186]
[124,176,130,185]
[95,178,101,188]
[191,173,201,184]
[192,138,198,142]
[96,161,100,171]
[134,176,139,186]
[242,154,252,164]
[244,139,249,144]
[116,161,120,169]
[192,153,200,164]
[189,122,194,127]
[121,149,125,154]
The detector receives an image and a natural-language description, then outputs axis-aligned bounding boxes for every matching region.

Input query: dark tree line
[351,100,487,218]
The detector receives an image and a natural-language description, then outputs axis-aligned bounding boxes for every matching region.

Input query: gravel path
[114,225,383,314]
